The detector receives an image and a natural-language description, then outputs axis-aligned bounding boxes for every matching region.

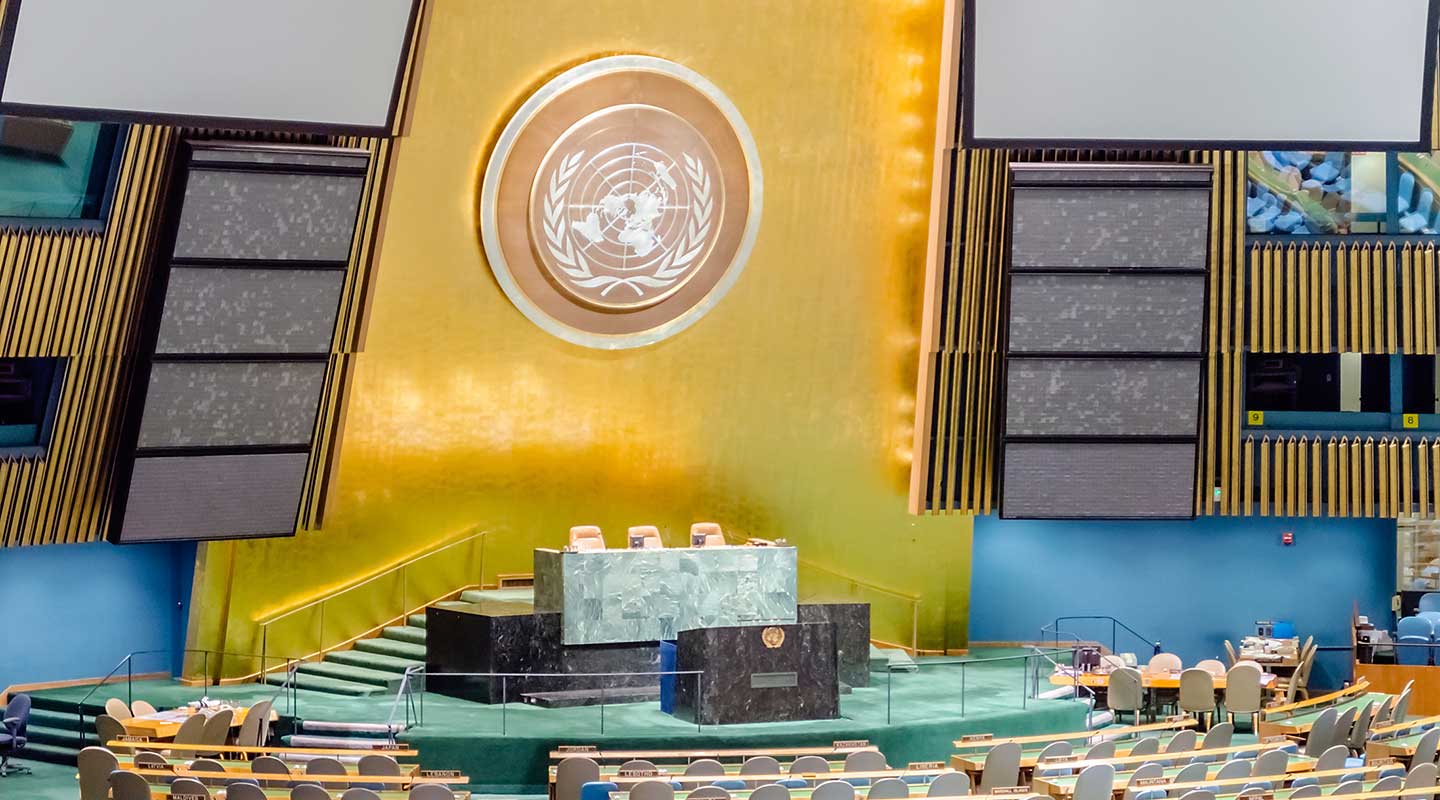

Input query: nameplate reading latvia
[421,770,463,778]
[751,671,798,689]
[908,761,946,770]
[1136,778,1170,787]
[960,734,994,743]
[834,739,870,748]
[559,745,599,753]
[117,735,150,743]
[991,786,1031,795]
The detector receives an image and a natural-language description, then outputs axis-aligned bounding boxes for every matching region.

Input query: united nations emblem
[480,56,762,348]
[761,626,785,649]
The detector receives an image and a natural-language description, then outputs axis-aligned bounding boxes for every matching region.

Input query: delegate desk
[121,706,249,739]
[534,545,798,645]
[1364,713,1440,761]
[1049,670,1276,691]
[1033,752,1316,799]
[1255,686,1389,738]
[145,787,470,800]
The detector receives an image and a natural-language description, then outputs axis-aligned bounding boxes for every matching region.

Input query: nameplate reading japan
[380,744,405,751]
[559,745,599,753]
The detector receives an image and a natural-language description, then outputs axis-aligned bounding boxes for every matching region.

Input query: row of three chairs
[1108,664,1267,725]
[94,698,273,755]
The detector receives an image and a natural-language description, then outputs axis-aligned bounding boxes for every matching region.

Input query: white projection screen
[0,0,418,134]
[965,0,1440,148]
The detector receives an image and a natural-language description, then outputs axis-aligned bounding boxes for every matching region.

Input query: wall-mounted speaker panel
[1001,441,1197,519]
[174,170,365,261]
[155,268,344,355]
[1007,274,1205,353]
[137,361,327,448]
[1011,187,1210,270]
[1005,358,1200,437]
[118,452,309,542]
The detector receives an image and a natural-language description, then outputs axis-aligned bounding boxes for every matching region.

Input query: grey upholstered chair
[1034,741,1073,776]
[1287,787,1322,799]
[171,777,212,798]
[1302,708,1340,757]
[1122,764,1165,800]
[867,778,910,800]
[750,785,792,800]
[1347,703,1378,753]
[77,745,118,800]
[1413,728,1440,766]
[94,713,127,746]
[104,698,133,720]
[1168,762,1208,794]
[810,780,856,800]
[790,755,831,774]
[1405,762,1438,790]
[1394,681,1416,724]
[340,789,383,800]
[229,783,270,800]
[1214,760,1252,781]
[927,772,970,797]
[846,750,888,772]
[1178,669,1215,723]
[110,770,155,800]
[291,785,335,800]
[1084,741,1116,760]
[408,786,457,800]
[253,754,293,788]
[1128,737,1161,758]
[171,712,208,747]
[1328,707,1358,755]
[1222,664,1262,728]
[1165,729,1197,754]
[1200,722,1234,751]
[977,742,1022,793]
[1071,764,1115,800]
[742,757,782,777]
[632,780,677,800]
[1108,668,1145,725]
[687,787,733,800]
[1251,748,1289,778]
[685,759,727,777]
[1175,792,1216,800]
[237,699,273,748]
[1313,745,1349,784]
[130,700,158,716]
[556,756,601,800]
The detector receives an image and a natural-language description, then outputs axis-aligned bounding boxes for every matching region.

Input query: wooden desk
[1033,756,1316,799]
[116,755,422,776]
[1048,671,1276,690]
[127,766,466,787]
[549,744,878,762]
[605,766,955,787]
[143,787,469,799]
[1255,693,1390,738]
[950,732,1197,773]
[121,706,249,740]
[106,739,419,758]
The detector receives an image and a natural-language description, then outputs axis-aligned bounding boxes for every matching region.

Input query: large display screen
[966,0,1439,148]
[0,0,417,133]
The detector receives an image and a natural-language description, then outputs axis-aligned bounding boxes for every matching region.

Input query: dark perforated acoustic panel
[1001,442,1198,519]
[119,453,310,541]
[110,142,370,543]
[999,164,1211,519]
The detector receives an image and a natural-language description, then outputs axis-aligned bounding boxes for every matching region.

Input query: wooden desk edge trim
[1262,679,1371,718]
[951,719,1198,749]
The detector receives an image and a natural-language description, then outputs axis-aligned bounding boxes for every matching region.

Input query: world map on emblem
[531,105,724,311]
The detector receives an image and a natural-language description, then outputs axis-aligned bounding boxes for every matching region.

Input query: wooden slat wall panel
[0,126,176,547]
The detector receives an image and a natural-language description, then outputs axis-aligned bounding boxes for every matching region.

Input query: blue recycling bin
[659,640,677,713]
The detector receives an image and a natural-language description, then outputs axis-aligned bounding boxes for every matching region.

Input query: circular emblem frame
[761,626,786,649]
[479,56,763,349]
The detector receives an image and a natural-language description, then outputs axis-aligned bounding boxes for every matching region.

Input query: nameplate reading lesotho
[421,770,463,779]
[908,761,946,770]
[619,768,661,778]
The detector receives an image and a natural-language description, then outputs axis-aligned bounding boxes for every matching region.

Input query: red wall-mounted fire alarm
[1281,531,1295,546]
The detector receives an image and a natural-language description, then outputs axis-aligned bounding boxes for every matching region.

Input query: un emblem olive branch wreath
[541,149,713,298]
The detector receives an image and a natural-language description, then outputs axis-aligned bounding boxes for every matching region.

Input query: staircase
[263,588,530,697]
[3,693,103,766]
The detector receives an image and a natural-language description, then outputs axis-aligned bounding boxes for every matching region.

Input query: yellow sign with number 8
[1404,414,1420,429]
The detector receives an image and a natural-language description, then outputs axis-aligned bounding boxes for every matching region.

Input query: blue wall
[970,515,1396,690]
[0,540,195,692]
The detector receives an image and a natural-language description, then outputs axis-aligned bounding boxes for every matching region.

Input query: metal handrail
[882,646,1080,723]
[1045,615,1161,656]
[256,524,495,625]
[1028,644,1098,727]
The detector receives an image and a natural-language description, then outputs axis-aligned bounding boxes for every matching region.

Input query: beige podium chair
[569,525,606,551]
[690,522,726,547]
[628,525,663,549]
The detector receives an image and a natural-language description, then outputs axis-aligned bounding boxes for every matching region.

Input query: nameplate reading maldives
[1135,777,1170,787]
[173,795,208,800]
[834,739,870,749]
[421,770,463,778]
[908,761,946,770]
[992,787,1031,795]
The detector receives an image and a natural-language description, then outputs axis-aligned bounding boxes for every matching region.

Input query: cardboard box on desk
[0,117,74,160]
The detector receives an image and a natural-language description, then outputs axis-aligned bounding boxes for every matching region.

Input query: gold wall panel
[188,0,968,673]
[0,125,174,547]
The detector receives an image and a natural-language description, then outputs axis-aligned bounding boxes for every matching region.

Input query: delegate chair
[130,700,157,716]
[1422,593,1440,613]
[198,708,234,756]
[845,750,888,772]
[1128,738,1161,758]
[1176,794,1215,800]
[1109,667,1145,725]
[1072,765,1115,800]
[77,745,118,800]
[1035,742,1074,777]
[1195,660,1226,677]
[743,757,781,775]
[1329,707,1358,755]
[1222,664,1262,729]
[928,772,970,797]
[237,699,273,748]
[978,742,1022,793]
[1413,728,1440,766]
[569,525,606,551]
[1179,668,1215,724]
[753,786,792,800]
[309,755,350,789]
[94,714,127,748]
[1085,741,1117,760]
[812,781,855,800]
[111,770,156,800]
[1312,745,1349,785]
[409,788,455,800]
[134,751,168,769]
[105,698,133,720]
[1215,761,1253,782]
[0,693,30,777]
[686,759,727,777]
[1166,730,1198,754]
[1346,703,1377,754]
[691,523,726,547]
[1394,681,1416,723]
[633,781,676,800]
[292,786,334,800]
[253,754,293,788]
[342,791,382,800]
[172,777,213,798]
[1396,616,1435,666]
[1147,653,1183,673]
[229,786,269,800]
[689,789,732,800]
[1406,763,1438,790]
[790,756,830,775]
[1224,641,1238,667]
[1251,749,1289,780]
[1302,708,1340,757]
[1170,763,1209,791]
[868,778,910,799]
[1123,765,1165,800]
[628,526,664,549]
[1288,788,1322,800]
[1200,722,1234,752]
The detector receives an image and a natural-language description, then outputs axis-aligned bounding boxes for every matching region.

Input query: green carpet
[13,647,1088,794]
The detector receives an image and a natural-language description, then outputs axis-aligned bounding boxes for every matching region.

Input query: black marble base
[673,623,839,725]
[426,601,660,703]
[797,602,870,688]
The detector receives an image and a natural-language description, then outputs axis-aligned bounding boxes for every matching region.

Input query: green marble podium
[533,546,798,645]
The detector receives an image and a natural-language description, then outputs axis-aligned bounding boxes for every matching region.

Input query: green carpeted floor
[10,648,1089,796]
